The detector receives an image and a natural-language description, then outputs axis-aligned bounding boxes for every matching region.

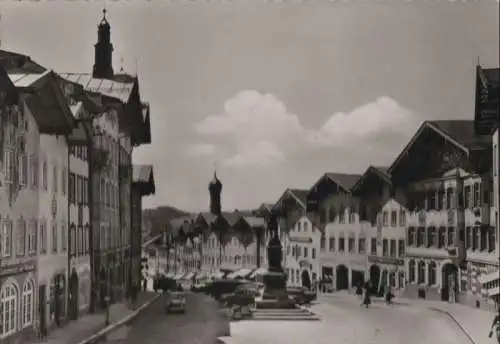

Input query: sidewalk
[30,291,159,344]
[319,291,493,344]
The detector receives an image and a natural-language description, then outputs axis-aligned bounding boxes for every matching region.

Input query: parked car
[206,279,247,301]
[286,287,317,305]
[165,291,186,313]
[222,288,255,307]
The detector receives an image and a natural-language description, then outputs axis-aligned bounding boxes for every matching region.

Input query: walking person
[385,285,394,305]
[362,281,371,308]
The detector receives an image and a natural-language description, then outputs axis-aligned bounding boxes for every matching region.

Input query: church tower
[92,9,114,79]
[208,171,222,215]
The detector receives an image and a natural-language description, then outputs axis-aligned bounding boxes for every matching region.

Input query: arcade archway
[336,265,349,290]
[369,265,381,294]
[301,270,311,290]
[68,269,79,320]
[441,263,458,302]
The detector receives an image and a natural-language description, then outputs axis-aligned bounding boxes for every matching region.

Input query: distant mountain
[142,206,191,237]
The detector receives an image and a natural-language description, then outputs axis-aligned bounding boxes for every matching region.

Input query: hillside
[142,205,191,237]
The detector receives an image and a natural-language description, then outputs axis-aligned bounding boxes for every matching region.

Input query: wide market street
[225,296,475,344]
[100,292,229,344]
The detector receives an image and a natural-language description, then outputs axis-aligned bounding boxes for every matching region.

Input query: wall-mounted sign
[0,261,36,277]
[51,196,57,219]
[299,259,312,270]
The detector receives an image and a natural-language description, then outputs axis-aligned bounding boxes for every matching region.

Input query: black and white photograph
[0,0,498,343]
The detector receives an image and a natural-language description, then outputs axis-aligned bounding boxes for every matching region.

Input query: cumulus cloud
[185,143,217,157]
[188,91,418,168]
[307,96,418,147]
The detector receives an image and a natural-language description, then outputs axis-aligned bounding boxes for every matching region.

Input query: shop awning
[226,268,253,280]
[249,268,267,279]
[211,271,225,279]
[184,272,195,280]
[174,273,184,280]
[478,270,499,285]
[166,273,175,279]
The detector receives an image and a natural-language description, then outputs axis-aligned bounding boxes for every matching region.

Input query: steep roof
[351,165,391,194]
[133,164,155,196]
[429,120,491,150]
[58,73,134,103]
[324,173,362,192]
[288,189,308,206]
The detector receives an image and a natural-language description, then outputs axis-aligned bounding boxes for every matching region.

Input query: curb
[75,293,162,344]
[428,307,476,344]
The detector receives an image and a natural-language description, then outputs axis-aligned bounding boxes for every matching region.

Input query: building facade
[274,189,321,289]
[37,130,69,332]
[351,166,407,294]
[131,164,155,298]
[388,120,496,308]
[59,9,152,311]
[0,68,74,342]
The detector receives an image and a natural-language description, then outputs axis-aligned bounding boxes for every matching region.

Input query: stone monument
[258,209,295,309]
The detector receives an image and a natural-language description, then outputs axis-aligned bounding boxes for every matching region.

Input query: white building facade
[37,133,69,331]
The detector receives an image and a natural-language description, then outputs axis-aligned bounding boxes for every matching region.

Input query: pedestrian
[362,282,371,308]
[385,285,394,305]
[355,282,363,298]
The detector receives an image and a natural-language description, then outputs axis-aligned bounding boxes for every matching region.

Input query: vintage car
[286,287,317,305]
[165,291,186,313]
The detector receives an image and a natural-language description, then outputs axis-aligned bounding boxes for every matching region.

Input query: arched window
[22,279,34,327]
[0,282,18,338]
[408,260,416,283]
[418,261,426,284]
[428,261,437,286]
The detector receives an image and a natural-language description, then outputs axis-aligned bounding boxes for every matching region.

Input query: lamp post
[104,296,110,326]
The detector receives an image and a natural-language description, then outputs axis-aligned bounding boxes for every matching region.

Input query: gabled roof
[240,216,265,228]
[0,49,46,74]
[274,188,307,211]
[309,172,361,194]
[9,70,75,135]
[388,120,490,175]
[132,164,155,196]
[351,165,391,194]
[58,73,134,104]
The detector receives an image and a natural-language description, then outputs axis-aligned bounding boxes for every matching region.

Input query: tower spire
[92,8,114,79]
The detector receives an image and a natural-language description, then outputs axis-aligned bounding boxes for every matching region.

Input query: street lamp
[104,296,110,326]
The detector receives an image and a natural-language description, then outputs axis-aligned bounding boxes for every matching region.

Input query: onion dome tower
[208,171,222,216]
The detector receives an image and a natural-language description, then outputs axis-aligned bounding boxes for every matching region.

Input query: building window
[303,247,308,258]
[39,221,47,254]
[0,220,12,258]
[417,261,426,284]
[348,207,356,224]
[61,221,67,252]
[382,239,388,256]
[42,159,47,190]
[339,206,345,224]
[428,262,437,286]
[69,173,75,204]
[61,167,67,195]
[328,207,336,223]
[51,222,58,253]
[30,154,38,187]
[303,222,309,231]
[465,226,472,249]
[390,211,397,227]
[399,210,406,226]
[427,227,436,247]
[53,165,58,193]
[19,154,28,186]
[417,227,425,247]
[329,237,335,252]
[390,239,396,257]
[438,227,446,248]
[370,238,377,255]
[382,211,388,226]
[408,260,415,283]
[312,248,316,259]
[338,236,345,252]
[398,239,405,257]
[348,237,355,253]
[22,279,34,327]
[0,283,18,338]
[320,233,326,250]
[4,150,13,183]
[407,227,415,246]
[16,218,26,256]
[28,220,37,255]
[358,238,365,254]
[297,222,301,232]
[473,183,481,208]
[448,226,455,247]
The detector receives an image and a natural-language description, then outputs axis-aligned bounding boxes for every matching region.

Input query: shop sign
[299,259,312,269]
[367,255,404,266]
[0,261,36,277]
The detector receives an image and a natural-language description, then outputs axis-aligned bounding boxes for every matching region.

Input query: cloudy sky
[1,1,498,212]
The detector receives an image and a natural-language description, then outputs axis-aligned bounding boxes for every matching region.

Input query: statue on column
[266,210,283,273]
